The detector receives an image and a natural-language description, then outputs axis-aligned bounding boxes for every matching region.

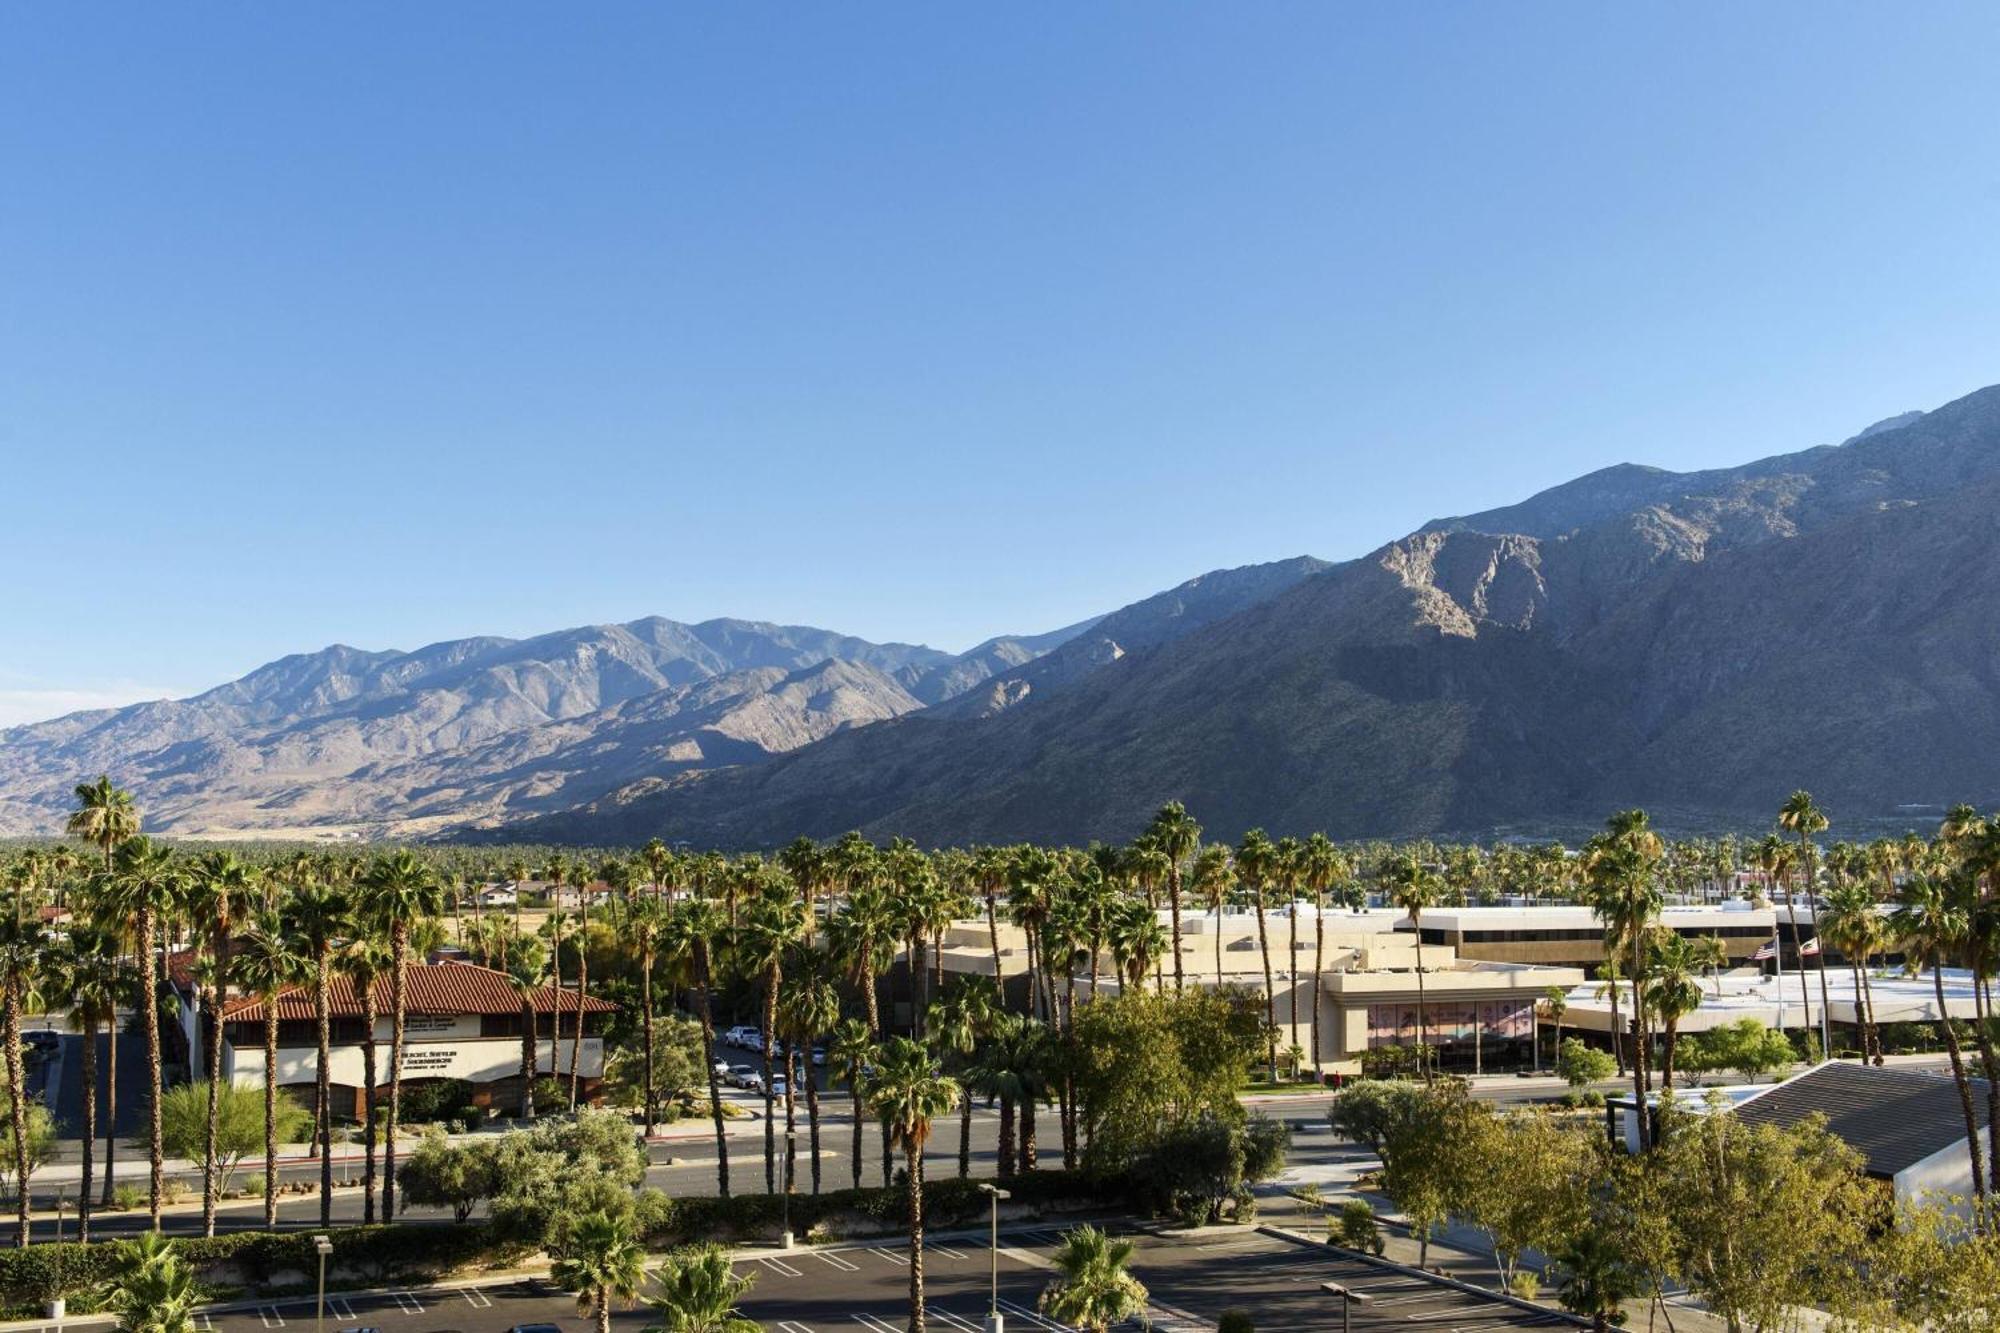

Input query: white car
[728,1064,759,1089]
[711,1058,731,1079]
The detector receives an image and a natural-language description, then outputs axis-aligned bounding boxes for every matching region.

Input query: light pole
[781,1129,796,1250]
[1322,1280,1371,1333]
[979,1183,1011,1333]
[313,1234,334,1333]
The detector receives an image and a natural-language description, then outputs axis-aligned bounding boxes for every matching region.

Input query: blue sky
[4,4,1998,725]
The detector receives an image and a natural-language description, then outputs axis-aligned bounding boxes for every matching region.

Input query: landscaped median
[0,1169,1123,1320]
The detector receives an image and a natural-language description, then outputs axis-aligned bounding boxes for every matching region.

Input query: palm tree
[1381,852,1441,1084]
[970,846,1010,984]
[1893,873,1986,1200]
[642,1243,760,1333]
[829,1018,878,1190]
[1300,833,1347,1084]
[0,911,45,1247]
[1039,1225,1150,1333]
[282,881,349,1227]
[60,923,128,1242]
[337,933,391,1223]
[1106,898,1167,996]
[969,1011,1051,1177]
[1146,803,1201,990]
[358,850,447,1222]
[1541,984,1568,1072]
[867,1036,961,1333]
[1779,791,1833,1053]
[828,881,897,1038]
[1189,844,1234,990]
[1644,931,1704,1093]
[664,896,731,1197]
[1236,830,1281,1079]
[1272,837,1309,1063]
[68,775,139,874]
[738,886,807,1193]
[1756,831,1809,1043]
[102,1232,200,1333]
[1819,881,1883,1063]
[1587,830,1664,1144]
[778,949,841,1195]
[928,976,999,1178]
[100,834,181,1228]
[552,1210,648,1333]
[628,896,669,1135]
[188,850,258,1236]
[231,912,302,1227]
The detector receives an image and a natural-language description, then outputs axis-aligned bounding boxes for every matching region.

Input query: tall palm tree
[1819,881,1883,1063]
[0,911,46,1247]
[1300,834,1348,1084]
[628,895,669,1136]
[188,850,258,1236]
[1587,835,1664,1144]
[970,846,1010,984]
[828,882,896,1038]
[1756,832,1808,1040]
[1189,844,1234,990]
[642,1242,760,1333]
[100,834,181,1228]
[1146,803,1201,991]
[1039,1225,1150,1333]
[552,1210,648,1333]
[358,850,447,1222]
[828,1018,878,1190]
[282,881,349,1226]
[1779,791,1832,1053]
[1274,836,1306,1062]
[231,912,303,1227]
[1381,852,1441,1084]
[1643,930,1704,1093]
[1105,898,1167,996]
[867,1036,961,1333]
[664,896,731,1197]
[1236,830,1281,1079]
[1893,873,1986,1200]
[67,775,139,874]
[60,923,128,1242]
[336,933,391,1223]
[738,886,806,1193]
[927,976,999,1178]
[778,949,841,1195]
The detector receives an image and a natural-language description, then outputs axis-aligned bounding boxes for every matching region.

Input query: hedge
[0,1222,521,1318]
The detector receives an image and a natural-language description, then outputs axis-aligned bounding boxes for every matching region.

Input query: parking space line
[389,1290,423,1314]
[461,1288,494,1308]
[329,1298,356,1319]
[869,1246,910,1266]
[928,1308,983,1332]
[813,1250,861,1271]
[853,1316,902,1333]
[195,1316,216,1332]
[777,1322,817,1333]
[758,1256,805,1277]
[928,1244,968,1260]
[998,1297,1073,1331]
[257,1306,285,1328]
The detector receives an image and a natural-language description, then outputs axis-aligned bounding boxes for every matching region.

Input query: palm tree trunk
[958,1093,972,1179]
[1254,886,1276,1079]
[997,1096,1016,1179]
[906,1143,927,1333]
[264,1007,280,1228]
[361,989,379,1224]
[1860,955,1882,1065]
[384,927,408,1223]
[5,979,31,1247]
[1168,867,1185,991]
[849,1081,865,1189]
[640,947,657,1137]
[316,944,334,1227]
[568,897,589,1108]
[761,966,780,1194]
[1312,889,1326,1084]
[784,1047,799,1202]
[80,1010,98,1242]
[141,905,164,1229]
[1969,977,2000,1193]
[804,1057,823,1195]
[101,1009,118,1209]
[1933,957,1987,1199]
[1019,1093,1037,1173]
[519,1000,536,1121]
[1413,928,1432,1085]
[695,945,729,1199]
[985,890,1003,988]
[1784,894,1814,1047]
[203,954,228,1237]
[1288,896,1301,1057]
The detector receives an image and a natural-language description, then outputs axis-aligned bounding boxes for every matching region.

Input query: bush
[457,1109,484,1134]
[1557,1038,1617,1090]
[1332,1199,1385,1255]
[398,1080,475,1125]
[1559,1090,1606,1109]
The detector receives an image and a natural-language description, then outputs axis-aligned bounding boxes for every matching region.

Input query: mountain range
[5,384,1997,844]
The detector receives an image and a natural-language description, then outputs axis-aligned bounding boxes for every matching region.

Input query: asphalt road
[166,1221,1574,1333]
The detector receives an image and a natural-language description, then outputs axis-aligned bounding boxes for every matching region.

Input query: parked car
[809,1047,826,1067]
[723,1025,761,1049]
[711,1058,732,1079]
[769,1076,789,1099]
[728,1064,759,1089]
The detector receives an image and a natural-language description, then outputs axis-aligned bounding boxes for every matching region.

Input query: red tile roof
[217,959,616,1022]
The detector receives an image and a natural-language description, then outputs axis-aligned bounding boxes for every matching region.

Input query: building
[1556,965,1986,1047]
[1615,1061,1986,1212]
[1409,904,1777,972]
[932,906,1583,1077]
[179,959,616,1119]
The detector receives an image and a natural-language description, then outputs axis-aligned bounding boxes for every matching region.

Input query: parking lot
[73,1223,1578,1333]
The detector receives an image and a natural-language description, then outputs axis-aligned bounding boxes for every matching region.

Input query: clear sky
[4,4,1998,726]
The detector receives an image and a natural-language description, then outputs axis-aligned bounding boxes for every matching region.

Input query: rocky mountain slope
[516,384,2000,847]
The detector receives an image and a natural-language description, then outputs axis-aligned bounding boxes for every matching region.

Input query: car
[728,1064,758,1089]
[712,1058,731,1078]
[810,1047,826,1067]
[769,1076,789,1098]
[723,1025,760,1049]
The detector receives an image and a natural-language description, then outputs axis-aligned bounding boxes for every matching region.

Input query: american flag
[1753,937,1779,961]
[1801,936,1822,956]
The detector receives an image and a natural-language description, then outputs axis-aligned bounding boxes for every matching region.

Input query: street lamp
[781,1129,796,1250]
[979,1184,1011,1333]
[312,1235,334,1333]
[1322,1280,1371,1333]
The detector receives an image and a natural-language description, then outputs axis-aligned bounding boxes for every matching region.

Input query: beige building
[1413,904,1777,971]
